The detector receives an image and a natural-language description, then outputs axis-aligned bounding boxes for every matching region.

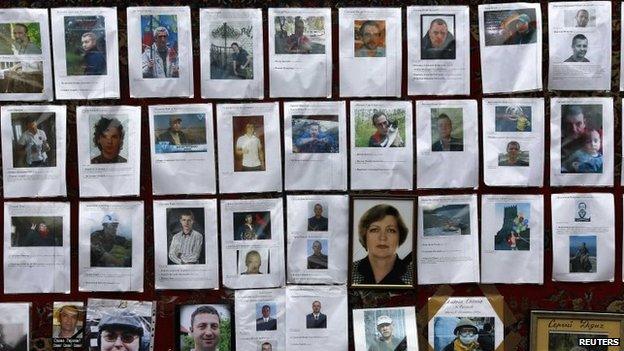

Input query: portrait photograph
[274,15,326,54]
[430,107,463,152]
[154,113,208,154]
[178,304,231,351]
[166,207,205,265]
[10,216,63,247]
[495,105,532,132]
[233,211,271,240]
[258,340,276,351]
[307,201,329,232]
[232,115,266,172]
[85,300,153,351]
[420,14,456,60]
[353,20,386,58]
[354,108,406,148]
[363,308,407,351]
[88,113,129,164]
[209,20,254,80]
[422,204,471,236]
[563,8,595,28]
[291,114,339,153]
[255,302,277,331]
[497,140,529,167]
[10,112,56,168]
[560,104,603,174]
[140,14,179,79]
[0,322,27,351]
[569,235,597,273]
[89,212,132,268]
[351,197,414,288]
[52,302,84,344]
[63,16,107,76]
[306,239,329,270]
[574,201,591,222]
[238,248,270,275]
[433,316,496,351]
[494,203,530,251]
[0,23,44,94]
[483,9,537,46]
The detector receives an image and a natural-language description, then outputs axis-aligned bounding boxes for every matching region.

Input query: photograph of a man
[189,306,221,351]
[90,213,132,267]
[0,23,44,94]
[305,301,327,329]
[307,203,328,231]
[53,304,83,339]
[294,122,331,153]
[14,114,51,167]
[230,42,252,79]
[260,342,273,351]
[501,12,536,45]
[575,9,589,27]
[565,34,589,62]
[80,32,106,75]
[421,17,455,60]
[431,113,463,152]
[368,315,406,351]
[498,141,529,167]
[234,117,265,172]
[98,310,144,351]
[256,304,277,331]
[307,240,328,269]
[168,210,204,265]
[11,216,62,247]
[157,116,190,146]
[20,221,59,247]
[91,116,127,164]
[142,24,179,78]
[354,20,385,57]
[10,23,41,55]
[368,112,404,147]
[241,250,263,275]
[234,212,271,240]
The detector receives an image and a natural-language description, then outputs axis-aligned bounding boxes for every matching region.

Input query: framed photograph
[530,310,624,351]
[178,304,231,351]
[86,299,153,351]
[350,197,415,288]
[52,302,84,349]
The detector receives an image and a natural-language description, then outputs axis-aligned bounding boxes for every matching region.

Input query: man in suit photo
[256,305,277,331]
[305,301,327,329]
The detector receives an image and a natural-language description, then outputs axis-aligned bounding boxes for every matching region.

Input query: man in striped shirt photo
[168,209,205,265]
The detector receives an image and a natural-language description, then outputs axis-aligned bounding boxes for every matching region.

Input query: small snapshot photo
[64,16,107,76]
[10,216,62,247]
[495,105,532,132]
[238,248,270,275]
[0,321,28,351]
[255,302,278,331]
[483,9,537,46]
[354,108,406,148]
[560,104,603,174]
[497,140,529,167]
[494,203,531,251]
[548,331,608,351]
[85,301,153,351]
[89,212,132,268]
[10,112,56,168]
[353,20,386,58]
[0,22,44,93]
[420,14,456,60]
[209,21,254,80]
[430,107,463,152]
[292,115,339,153]
[569,235,597,273]
[574,201,591,222]
[306,238,328,270]
[422,204,471,236]
[363,309,408,350]
[563,8,595,28]
[154,113,208,153]
[232,115,266,172]
[0,22,42,55]
[563,33,590,63]
[89,114,129,164]
[307,201,329,232]
[305,300,327,329]
[52,302,84,342]
[258,340,277,351]
[166,208,206,265]
[233,211,271,240]
[178,304,231,351]
[274,15,326,54]
[140,14,179,78]
[433,316,496,351]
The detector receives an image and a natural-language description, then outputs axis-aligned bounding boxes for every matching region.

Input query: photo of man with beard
[421,17,455,59]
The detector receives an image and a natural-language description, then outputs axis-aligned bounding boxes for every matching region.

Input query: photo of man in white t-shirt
[235,122,265,171]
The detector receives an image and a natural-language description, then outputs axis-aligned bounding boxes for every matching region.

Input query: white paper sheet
[153,199,219,290]
[416,99,478,189]
[126,6,193,98]
[217,103,282,193]
[50,7,120,99]
[417,195,479,285]
[284,101,347,191]
[4,202,70,294]
[1,105,67,198]
[235,288,286,351]
[77,105,141,197]
[339,7,401,97]
[480,194,544,284]
[200,8,264,99]
[0,303,30,351]
[221,199,285,289]
[350,100,413,190]
[407,5,470,96]
[548,1,611,91]
[268,8,332,98]
[285,285,348,350]
[0,9,53,101]
[482,98,545,187]
[286,195,348,284]
[550,97,613,187]
[552,193,614,282]
[428,297,503,351]
[86,299,154,351]
[149,104,216,195]
[478,3,542,93]
[353,306,418,351]
[78,201,144,292]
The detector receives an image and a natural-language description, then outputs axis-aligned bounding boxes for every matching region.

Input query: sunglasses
[102,331,139,344]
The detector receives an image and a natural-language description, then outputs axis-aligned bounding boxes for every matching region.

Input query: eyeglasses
[102,331,139,343]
